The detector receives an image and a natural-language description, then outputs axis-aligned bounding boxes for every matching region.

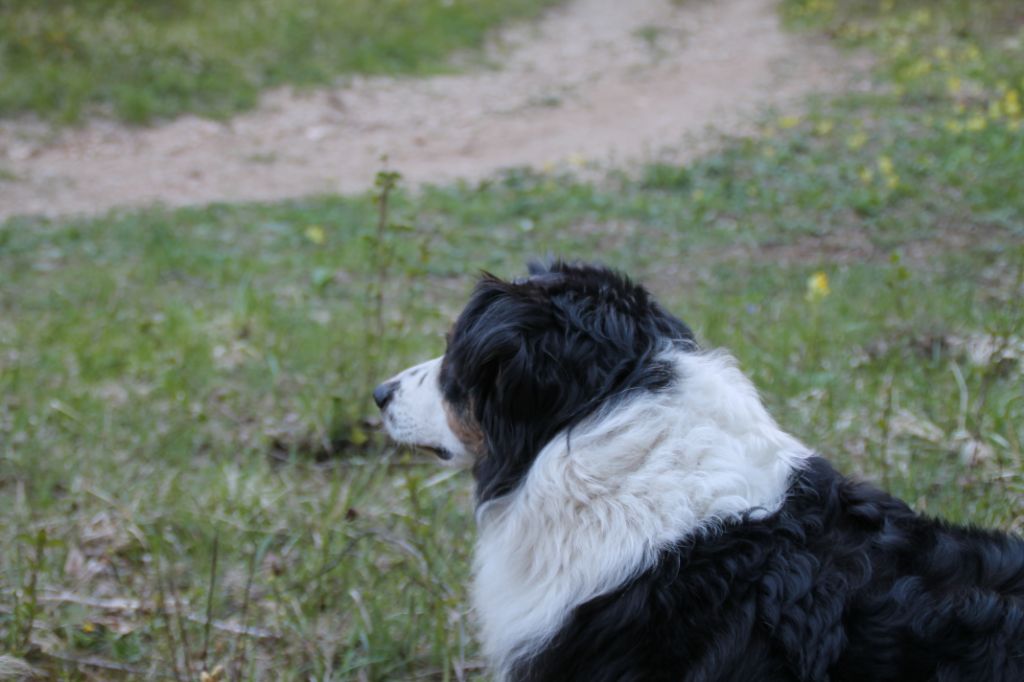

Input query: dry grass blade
[0,655,41,681]
[202,533,220,672]
[38,652,157,677]
[154,558,186,682]
[38,592,279,640]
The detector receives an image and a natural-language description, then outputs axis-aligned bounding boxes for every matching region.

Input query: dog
[374,260,1024,681]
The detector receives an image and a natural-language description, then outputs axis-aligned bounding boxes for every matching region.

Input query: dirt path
[0,0,861,221]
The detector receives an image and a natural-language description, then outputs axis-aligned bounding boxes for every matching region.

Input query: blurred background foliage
[0,0,562,123]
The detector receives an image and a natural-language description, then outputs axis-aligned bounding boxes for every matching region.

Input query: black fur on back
[440,260,696,504]
[512,457,1024,682]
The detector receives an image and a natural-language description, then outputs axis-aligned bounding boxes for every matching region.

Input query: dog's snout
[373,380,398,410]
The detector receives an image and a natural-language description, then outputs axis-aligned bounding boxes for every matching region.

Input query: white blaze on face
[378,356,473,466]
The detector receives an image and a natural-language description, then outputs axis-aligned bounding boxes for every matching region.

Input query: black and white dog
[374,261,1024,682]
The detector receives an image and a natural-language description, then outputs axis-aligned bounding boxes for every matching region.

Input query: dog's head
[374,261,697,503]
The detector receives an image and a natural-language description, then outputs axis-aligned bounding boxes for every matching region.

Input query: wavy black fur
[512,456,1024,682]
[440,260,696,504]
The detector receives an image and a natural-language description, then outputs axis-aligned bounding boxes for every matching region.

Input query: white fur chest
[470,350,811,677]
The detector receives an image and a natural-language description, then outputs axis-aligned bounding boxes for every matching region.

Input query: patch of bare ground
[700,222,1012,267]
[0,0,864,220]
[617,219,1013,299]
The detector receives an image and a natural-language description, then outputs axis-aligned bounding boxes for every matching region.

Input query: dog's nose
[373,381,398,410]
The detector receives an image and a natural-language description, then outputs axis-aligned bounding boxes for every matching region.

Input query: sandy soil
[0,0,863,221]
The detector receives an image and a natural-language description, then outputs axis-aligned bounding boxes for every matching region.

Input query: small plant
[7,529,46,658]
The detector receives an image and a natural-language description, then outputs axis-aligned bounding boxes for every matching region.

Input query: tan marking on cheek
[445,401,485,456]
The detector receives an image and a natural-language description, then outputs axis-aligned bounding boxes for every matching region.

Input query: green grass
[2,0,1024,679]
[0,0,562,124]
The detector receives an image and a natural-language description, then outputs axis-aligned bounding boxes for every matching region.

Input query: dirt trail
[0,0,861,221]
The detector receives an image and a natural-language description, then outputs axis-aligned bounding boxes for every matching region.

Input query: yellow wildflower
[989,101,1004,120]
[876,156,899,190]
[806,272,831,302]
[805,0,835,14]
[815,120,835,136]
[877,156,895,176]
[304,225,326,245]
[858,167,874,184]
[1005,90,1021,118]
[944,119,965,134]
[846,131,868,150]
[779,115,801,130]
[911,8,931,26]
[966,115,987,132]
[82,622,96,634]
[946,76,962,95]
[902,59,932,80]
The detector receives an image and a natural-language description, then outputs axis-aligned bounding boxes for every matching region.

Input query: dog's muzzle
[372,357,471,465]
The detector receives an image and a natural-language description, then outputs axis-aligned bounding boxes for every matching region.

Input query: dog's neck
[472,349,812,677]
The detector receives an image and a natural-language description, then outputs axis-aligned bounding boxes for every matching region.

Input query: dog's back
[514,457,1024,682]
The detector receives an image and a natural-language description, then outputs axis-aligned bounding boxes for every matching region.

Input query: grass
[2,0,1024,679]
[0,0,563,125]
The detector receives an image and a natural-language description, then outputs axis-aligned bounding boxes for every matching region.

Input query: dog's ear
[447,275,563,416]
[446,275,574,500]
[526,255,561,276]
[526,258,549,276]
[525,256,608,279]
